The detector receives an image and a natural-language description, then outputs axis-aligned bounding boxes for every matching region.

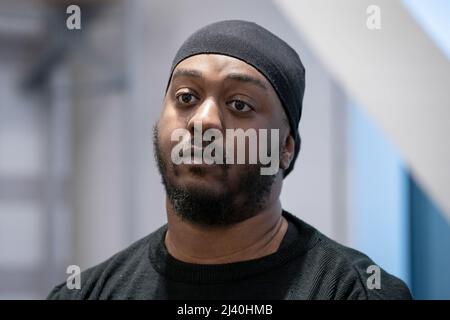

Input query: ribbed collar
[148,210,320,284]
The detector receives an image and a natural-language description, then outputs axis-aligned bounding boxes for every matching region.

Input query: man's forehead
[172,54,270,86]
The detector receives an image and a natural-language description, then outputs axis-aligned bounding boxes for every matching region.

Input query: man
[48,20,412,299]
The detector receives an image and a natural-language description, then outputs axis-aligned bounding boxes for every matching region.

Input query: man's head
[153,20,305,227]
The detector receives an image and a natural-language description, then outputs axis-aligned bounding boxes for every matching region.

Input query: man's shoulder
[285,211,413,300]
[317,234,412,299]
[47,225,166,300]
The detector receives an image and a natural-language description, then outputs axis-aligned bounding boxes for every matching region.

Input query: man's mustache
[178,137,227,163]
[168,124,280,175]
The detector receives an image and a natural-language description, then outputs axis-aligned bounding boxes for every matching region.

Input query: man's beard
[152,124,277,227]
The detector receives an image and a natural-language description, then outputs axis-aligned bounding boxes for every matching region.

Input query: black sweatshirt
[47,211,413,300]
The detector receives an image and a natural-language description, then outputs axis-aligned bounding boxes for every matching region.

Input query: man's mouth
[178,145,224,165]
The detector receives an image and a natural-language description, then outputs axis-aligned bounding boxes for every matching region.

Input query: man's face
[154,54,291,226]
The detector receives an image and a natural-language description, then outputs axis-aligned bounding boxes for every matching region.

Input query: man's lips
[179,145,224,164]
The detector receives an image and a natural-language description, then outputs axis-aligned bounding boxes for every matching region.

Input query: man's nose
[187,98,223,133]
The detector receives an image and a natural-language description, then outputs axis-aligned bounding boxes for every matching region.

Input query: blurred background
[0,0,449,299]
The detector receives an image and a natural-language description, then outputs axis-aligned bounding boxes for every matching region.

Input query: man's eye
[176,93,198,105]
[228,100,253,112]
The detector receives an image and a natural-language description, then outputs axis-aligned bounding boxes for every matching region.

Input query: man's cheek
[160,132,184,163]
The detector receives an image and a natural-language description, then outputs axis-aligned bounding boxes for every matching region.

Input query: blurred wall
[0,0,350,297]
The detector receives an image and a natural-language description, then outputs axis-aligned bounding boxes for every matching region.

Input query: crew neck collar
[148,210,320,284]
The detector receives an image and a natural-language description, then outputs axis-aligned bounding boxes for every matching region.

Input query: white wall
[276,0,450,219]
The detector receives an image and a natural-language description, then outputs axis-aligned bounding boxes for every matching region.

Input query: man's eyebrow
[171,69,204,81]
[170,69,268,91]
[226,73,268,91]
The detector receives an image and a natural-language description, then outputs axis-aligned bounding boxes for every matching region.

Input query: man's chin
[174,162,227,179]
[173,171,226,194]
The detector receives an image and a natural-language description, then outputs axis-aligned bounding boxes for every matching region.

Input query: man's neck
[164,199,288,264]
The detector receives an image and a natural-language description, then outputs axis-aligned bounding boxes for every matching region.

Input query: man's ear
[280,133,295,170]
